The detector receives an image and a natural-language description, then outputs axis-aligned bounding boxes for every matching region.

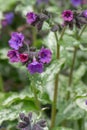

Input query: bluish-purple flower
[8,32,24,50]
[83,10,87,18]
[4,12,14,24]
[38,47,52,64]
[36,0,49,5]
[7,50,20,63]
[26,12,37,24]
[71,0,82,7]
[85,100,87,105]
[27,61,43,74]
[62,10,73,22]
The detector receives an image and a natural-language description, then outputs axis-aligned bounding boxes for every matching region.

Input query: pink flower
[62,10,73,22]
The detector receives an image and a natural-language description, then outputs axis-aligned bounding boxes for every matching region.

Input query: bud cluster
[17,112,46,130]
[62,10,87,29]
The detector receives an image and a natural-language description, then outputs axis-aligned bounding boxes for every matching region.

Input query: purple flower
[17,112,46,130]
[1,19,8,27]
[85,100,87,105]
[36,0,49,5]
[62,10,73,22]
[83,10,87,18]
[7,50,19,63]
[4,12,14,24]
[38,48,52,64]
[8,32,24,50]
[71,0,82,7]
[17,113,32,130]
[27,61,43,74]
[19,53,28,63]
[26,12,37,24]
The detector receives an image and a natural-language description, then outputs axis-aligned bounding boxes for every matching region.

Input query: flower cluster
[26,11,50,30]
[1,12,14,27]
[7,32,52,74]
[71,0,82,7]
[62,9,87,29]
[17,112,46,130]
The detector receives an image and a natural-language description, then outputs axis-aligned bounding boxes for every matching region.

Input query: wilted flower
[71,0,82,7]
[27,61,44,74]
[7,50,19,63]
[8,32,24,50]
[39,47,52,64]
[26,12,38,25]
[62,10,73,22]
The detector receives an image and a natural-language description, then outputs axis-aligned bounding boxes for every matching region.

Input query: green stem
[69,25,87,86]
[79,25,87,38]
[59,26,66,40]
[68,47,77,86]
[68,25,87,97]
[77,118,85,130]
[32,82,41,111]
[0,74,4,92]
[50,27,66,129]
[32,27,37,46]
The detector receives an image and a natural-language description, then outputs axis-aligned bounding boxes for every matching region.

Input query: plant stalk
[50,27,66,129]
[79,25,87,38]
[32,27,37,46]
[68,25,87,86]
[68,47,77,86]
[68,25,87,98]
[32,82,41,111]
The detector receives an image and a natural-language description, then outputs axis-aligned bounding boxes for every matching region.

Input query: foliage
[0,0,87,130]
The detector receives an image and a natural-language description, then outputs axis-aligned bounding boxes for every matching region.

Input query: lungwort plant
[0,0,87,130]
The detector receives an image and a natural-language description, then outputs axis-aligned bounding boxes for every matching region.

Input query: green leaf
[0,0,19,11]
[73,64,86,84]
[43,32,57,54]
[53,127,74,130]
[0,75,4,91]
[0,104,21,125]
[0,48,8,60]
[3,91,34,107]
[56,101,84,125]
[41,58,65,83]
[80,32,87,43]
[42,22,50,31]
[59,34,80,47]
[76,96,87,111]
[0,102,37,125]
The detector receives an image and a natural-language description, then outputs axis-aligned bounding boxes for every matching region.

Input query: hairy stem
[32,27,37,46]
[50,27,66,129]
[69,25,87,86]
[68,47,77,86]
[79,25,87,38]
[32,83,41,111]
[50,33,60,129]
[68,25,87,97]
